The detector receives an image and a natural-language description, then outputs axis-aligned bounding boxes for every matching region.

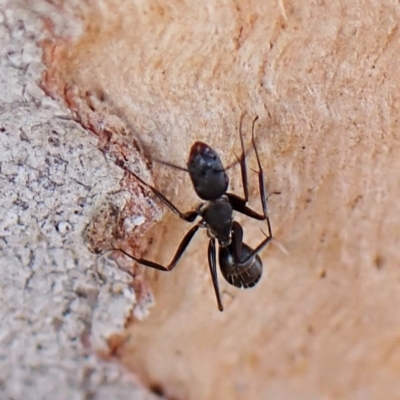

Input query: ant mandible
[113,116,274,311]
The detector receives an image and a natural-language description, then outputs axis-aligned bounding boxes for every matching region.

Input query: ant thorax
[198,196,233,247]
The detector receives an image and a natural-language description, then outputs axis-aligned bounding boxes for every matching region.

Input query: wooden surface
[42,0,400,399]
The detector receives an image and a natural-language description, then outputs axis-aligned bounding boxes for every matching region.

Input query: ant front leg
[228,116,277,238]
[238,112,250,203]
[250,116,277,238]
[113,224,201,272]
[227,118,265,221]
[115,159,198,223]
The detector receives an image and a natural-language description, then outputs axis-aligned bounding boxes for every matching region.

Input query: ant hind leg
[113,224,201,272]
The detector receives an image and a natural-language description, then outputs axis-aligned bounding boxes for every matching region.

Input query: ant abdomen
[219,244,263,289]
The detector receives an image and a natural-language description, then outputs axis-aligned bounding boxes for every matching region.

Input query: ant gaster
[113,116,275,311]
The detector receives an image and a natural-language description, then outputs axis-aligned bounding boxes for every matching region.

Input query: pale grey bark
[0,2,154,399]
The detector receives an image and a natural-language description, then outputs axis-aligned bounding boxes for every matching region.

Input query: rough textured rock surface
[32,0,400,399]
[0,1,156,399]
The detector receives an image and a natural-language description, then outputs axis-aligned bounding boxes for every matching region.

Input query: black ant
[113,116,275,311]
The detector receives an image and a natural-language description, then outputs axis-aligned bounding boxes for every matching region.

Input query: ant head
[187,141,229,200]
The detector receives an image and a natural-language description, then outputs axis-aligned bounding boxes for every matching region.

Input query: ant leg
[115,159,198,222]
[234,228,273,268]
[143,180,198,222]
[208,238,224,312]
[238,112,250,202]
[227,193,265,221]
[251,116,276,240]
[250,117,283,238]
[227,192,280,221]
[231,221,244,262]
[228,116,276,230]
[250,116,268,219]
[113,224,201,271]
